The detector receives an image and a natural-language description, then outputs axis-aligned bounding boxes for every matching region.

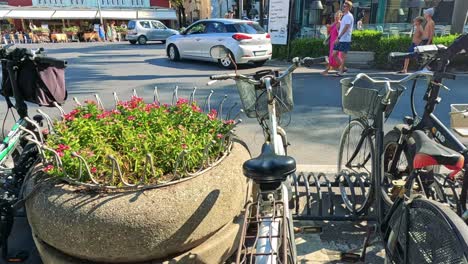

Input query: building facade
[184,0,210,23]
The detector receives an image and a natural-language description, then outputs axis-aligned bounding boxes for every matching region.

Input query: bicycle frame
[0,119,27,167]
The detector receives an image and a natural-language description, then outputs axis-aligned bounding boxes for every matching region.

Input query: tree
[170,0,187,27]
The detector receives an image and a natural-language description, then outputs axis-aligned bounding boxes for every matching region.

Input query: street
[1,42,467,263]
[4,42,467,166]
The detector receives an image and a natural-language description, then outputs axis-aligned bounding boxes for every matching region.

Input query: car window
[128,21,136,30]
[139,21,151,29]
[204,22,227,33]
[186,22,206,34]
[151,21,165,29]
[231,22,265,34]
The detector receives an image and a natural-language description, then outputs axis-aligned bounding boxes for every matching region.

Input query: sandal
[397,70,407,74]
[335,72,344,77]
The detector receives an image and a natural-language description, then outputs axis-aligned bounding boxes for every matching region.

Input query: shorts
[333,42,351,53]
[408,42,418,52]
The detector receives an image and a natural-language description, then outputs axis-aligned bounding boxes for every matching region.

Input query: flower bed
[44,96,235,187]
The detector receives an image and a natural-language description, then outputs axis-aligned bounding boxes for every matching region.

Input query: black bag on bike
[1,48,67,107]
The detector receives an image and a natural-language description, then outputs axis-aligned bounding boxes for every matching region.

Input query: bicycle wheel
[385,197,468,264]
[337,119,374,214]
[382,130,413,207]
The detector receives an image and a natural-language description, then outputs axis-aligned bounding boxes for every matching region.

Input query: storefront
[291,0,459,39]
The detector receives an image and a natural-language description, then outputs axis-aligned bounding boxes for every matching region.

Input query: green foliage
[62,26,79,33]
[351,30,383,51]
[115,26,127,33]
[44,97,234,186]
[273,30,462,69]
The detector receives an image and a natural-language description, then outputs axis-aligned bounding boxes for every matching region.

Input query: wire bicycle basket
[341,77,405,120]
[235,70,293,119]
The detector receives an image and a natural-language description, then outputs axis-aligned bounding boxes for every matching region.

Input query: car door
[150,21,165,40]
[177,21,207,58]
[138,21,152,39]
[199,21,229,58]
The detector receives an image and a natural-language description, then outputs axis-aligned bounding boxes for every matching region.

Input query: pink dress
[328,22,342,68]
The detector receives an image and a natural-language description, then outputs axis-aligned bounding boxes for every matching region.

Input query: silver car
[126,20,179,45]
[166,19,272,68]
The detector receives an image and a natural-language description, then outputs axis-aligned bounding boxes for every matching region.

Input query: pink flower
[57,144,70,151]
[127,116,136,121]
[41,128,49,135]
[191,104,202,112]
[176,98,189,106]
[83,113,92,119]
[217,133,223,139]
[112,109,121,115]
[223,119,235,125]
[43,164,54,172]
[57,151,64,157]
[181,144,187,149]
[207,109,217,120]
[90,167,97,173]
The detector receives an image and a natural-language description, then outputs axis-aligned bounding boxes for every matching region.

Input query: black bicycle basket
[1,47,67,107]
[341,77,405,120]
[235,69,293,119]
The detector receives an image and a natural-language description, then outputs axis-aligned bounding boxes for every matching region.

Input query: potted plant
[32,27,49,36]
[63,26,79,36]
[25,94,250,263]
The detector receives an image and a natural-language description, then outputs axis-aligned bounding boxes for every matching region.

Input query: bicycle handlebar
[208,56,327,86]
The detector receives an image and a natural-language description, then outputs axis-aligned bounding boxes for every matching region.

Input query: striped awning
[99,10,137,19]
[52,10,98,19]
[5,9,55,19]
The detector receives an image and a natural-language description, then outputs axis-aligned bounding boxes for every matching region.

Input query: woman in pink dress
[322,11,343,75]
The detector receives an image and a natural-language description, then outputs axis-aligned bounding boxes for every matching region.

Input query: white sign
[268,0,290,45]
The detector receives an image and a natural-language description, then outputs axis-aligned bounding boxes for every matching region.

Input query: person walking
[99,24,106,42]
[322,11,343,76]
[106,22,113,42]
[421,7,435,45]
[332,1,354,76]
[398,16,425,74]
[111,21,117,42]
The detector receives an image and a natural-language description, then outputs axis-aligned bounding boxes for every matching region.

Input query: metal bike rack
[292,171,377,221]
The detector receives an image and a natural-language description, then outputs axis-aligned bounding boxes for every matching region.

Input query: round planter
[25,142,250,263]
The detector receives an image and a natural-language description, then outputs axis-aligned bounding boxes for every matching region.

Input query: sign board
[268,0,290,45]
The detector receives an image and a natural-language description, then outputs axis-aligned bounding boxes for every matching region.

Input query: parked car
[165,19,272,68]
[126,20,179,45]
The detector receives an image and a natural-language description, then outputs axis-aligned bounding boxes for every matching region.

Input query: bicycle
[0,45,67,261]
[381,38,468,217]
[341,45,468,263]
[208,45,326,263]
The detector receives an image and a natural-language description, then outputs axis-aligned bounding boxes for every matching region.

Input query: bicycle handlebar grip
[389,52,414,60]
[210,74,231,80]
[303,56,328,67]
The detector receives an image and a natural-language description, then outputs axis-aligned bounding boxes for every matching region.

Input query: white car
[166,19,272,68]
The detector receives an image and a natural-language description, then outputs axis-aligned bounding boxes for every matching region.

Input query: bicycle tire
[382,130,413,207]
[12,143,39,192]
[337,119,375,215]
[385,197,468,264]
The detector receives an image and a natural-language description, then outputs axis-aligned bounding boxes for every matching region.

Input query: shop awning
[52,10,98,19]
[0,9,10,19]
[137,9,177,20]
[5,10,55,19]
[99,10,137,19]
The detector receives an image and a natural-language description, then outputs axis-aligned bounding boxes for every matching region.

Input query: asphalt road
[3,42,467,166]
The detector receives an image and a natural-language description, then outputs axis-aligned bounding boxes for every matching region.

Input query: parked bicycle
[341,37,468,263]
[0,45,67,261]
[209,46,326,264]
[382,38,468,218]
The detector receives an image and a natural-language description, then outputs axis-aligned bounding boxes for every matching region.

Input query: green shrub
[351,30,383,51]
[272,38,327,60]
[374,36,412,69]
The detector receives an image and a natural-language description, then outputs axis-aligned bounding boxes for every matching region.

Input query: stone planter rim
[42,140,235,193]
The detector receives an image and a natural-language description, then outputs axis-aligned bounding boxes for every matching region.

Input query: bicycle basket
[341,77,405,120]
[235,70,293,119]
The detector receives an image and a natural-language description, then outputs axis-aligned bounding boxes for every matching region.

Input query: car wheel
[138,36,147,45]
[218,51,235,69]
[129,40,137,45]
[168,44,180,61]
[253,60,267,67]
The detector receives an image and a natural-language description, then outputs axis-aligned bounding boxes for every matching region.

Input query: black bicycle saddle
[243,143,296,184]
[412,131,464,173]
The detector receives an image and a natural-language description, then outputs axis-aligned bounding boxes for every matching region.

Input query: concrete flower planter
[346,51,375,69]
[25,142,250,263]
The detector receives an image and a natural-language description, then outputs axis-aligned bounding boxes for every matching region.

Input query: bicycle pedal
[340,252,361,263]
[5,251,28,263]
[297,226,322,234]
